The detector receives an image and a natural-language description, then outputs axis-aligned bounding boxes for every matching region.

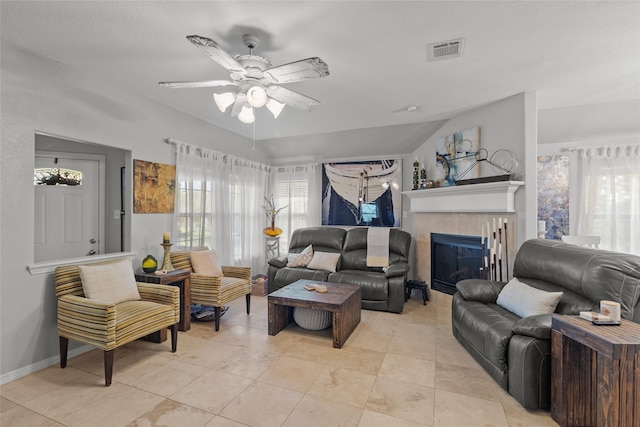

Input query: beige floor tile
[204,415,249,426]
[126,364,202,397]
[358,409,425,426]
[388,334,436,361]
[282,394,363,427]
[307,367,376,409]
[127,398,215,427]
[170,369,252,414]
[434,332,481,368]
[0,396,18,413]
[346,329,393,353]
[216,345,279,380]
[257,356,325,393]
[178,340,244,370]
[1,365,100,404]
[500,393,560,427]
[378,353,435,388]
[219,382,303,427]
[60,382,165,426]
[20,369,114,421]
[434,389,509,427]
[435,361,502,401]
[366,376,434,426]
[0,404,63,427]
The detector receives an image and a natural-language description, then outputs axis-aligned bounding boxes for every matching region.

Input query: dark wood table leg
[268,302,291,336]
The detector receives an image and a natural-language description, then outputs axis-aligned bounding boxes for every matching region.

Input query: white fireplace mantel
[402,180,524,213]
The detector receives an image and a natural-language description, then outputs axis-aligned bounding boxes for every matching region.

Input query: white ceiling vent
[427,38,465,61]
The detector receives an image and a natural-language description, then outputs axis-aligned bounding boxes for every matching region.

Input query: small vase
[263,219,283,237]
[142,254,158,273]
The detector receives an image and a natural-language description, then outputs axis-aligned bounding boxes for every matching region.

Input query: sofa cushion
[287,244,313,267]
[497,278,563,318]
[457,279,506,303]
[274,267,330,285]
[190,249,223,276]
[512,314,553,339]
[341,228,411,271]
[329,270,388,301]
[307,251,341,273]
[79,258,141,304]
[288,227,346,253]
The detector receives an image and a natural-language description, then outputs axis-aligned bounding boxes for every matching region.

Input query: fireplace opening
[431,233,482,295]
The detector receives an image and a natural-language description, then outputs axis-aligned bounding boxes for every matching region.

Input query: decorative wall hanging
[133,159,176,213]
[321,159,402,227]
[434,126,481,186]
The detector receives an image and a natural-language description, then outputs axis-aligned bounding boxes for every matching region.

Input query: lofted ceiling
[2,1,639,160]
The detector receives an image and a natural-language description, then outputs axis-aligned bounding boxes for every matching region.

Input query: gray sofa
[267,227,412,313]
[452,239,640,410]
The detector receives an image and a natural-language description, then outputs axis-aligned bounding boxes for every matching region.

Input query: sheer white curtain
[271,164,321,252]
[575,144,640,255]
[174,142,269,273]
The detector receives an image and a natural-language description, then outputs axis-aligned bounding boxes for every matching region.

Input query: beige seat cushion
[287,244,313,267]
[79,259,141,304]
[307,251,341,273]
[190,249,224,276]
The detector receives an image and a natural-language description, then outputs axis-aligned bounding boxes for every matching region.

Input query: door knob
[87,249,96,256]
[89,238,97,244]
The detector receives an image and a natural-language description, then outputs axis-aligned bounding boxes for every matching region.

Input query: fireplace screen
[431,233,482,295]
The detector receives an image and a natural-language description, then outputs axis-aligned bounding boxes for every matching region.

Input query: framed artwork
[133,159,176,213]
[321,159,402,227]
[435,126,481,185]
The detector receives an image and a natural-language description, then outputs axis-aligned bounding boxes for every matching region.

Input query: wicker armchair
[170,248,251,331]
[55,263,180,386]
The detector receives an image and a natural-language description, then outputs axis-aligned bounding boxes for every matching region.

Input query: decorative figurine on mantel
[160,232,174,271]
[412,158,420,190]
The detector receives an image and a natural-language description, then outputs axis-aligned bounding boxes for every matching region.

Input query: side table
[551,315,640,427]
[135,269,191,342]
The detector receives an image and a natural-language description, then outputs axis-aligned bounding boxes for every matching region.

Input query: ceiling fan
[159,34,330,124]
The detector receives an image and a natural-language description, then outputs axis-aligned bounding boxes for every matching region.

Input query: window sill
[27,252,137,275]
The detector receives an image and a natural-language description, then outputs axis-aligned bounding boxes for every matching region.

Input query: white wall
[0,41,270,379]
[402,92,538,250]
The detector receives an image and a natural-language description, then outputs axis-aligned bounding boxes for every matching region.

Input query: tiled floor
[0,290,559,426]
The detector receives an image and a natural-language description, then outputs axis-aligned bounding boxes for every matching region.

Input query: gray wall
[0,41,268,380]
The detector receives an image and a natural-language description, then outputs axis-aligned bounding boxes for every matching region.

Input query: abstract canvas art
[434,126,481,186]
[322,159,402,227]
[133,159,176,213]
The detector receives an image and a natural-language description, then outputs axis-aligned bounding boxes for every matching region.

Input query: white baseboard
[0,345,93,385]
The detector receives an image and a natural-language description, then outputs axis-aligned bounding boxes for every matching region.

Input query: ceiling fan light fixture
[238,105,255,124]
[213,92,236,112]
[246,85,268,108]
[266,98,285,119]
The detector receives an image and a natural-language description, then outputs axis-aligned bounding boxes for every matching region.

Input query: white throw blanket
[367,227,390,267]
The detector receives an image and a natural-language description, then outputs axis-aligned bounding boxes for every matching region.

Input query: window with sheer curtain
[271,164,321,252]
[173,142,269,273]
[575,144,640,255]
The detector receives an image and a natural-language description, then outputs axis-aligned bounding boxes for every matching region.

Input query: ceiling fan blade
[264,57,329,84]
[158,80,238,89]
[186,35,246,74]
[266,86,320,111]
[230,93,247,117]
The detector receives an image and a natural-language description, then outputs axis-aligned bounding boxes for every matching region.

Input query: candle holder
[160,242,174,272]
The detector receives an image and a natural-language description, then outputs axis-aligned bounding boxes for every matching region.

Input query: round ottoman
[293,307,332,330]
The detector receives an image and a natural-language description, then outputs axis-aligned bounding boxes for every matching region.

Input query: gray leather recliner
[451,239,640,410]
[267,227,412,313]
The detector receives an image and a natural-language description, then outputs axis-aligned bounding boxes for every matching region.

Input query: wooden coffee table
[268,279,361,348]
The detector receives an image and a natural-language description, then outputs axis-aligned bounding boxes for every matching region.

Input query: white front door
[34,153,103,261]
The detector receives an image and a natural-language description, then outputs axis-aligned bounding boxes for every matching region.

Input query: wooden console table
[135,269,191,342]
[551,315,640,427]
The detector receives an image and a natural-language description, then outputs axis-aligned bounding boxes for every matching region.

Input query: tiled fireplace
[431,232,483,295]
[413,212,517,290]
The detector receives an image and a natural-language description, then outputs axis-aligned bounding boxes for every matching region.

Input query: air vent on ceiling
[427,38,464,61]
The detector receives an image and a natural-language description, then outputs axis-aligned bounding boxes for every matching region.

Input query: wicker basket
[293,307,332,330]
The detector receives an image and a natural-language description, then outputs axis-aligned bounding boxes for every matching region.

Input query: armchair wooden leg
[104,350,114,387]
[59,336,69,368]
[169,324,178,352]
[214,306,221,331]
[246,293,251,314]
